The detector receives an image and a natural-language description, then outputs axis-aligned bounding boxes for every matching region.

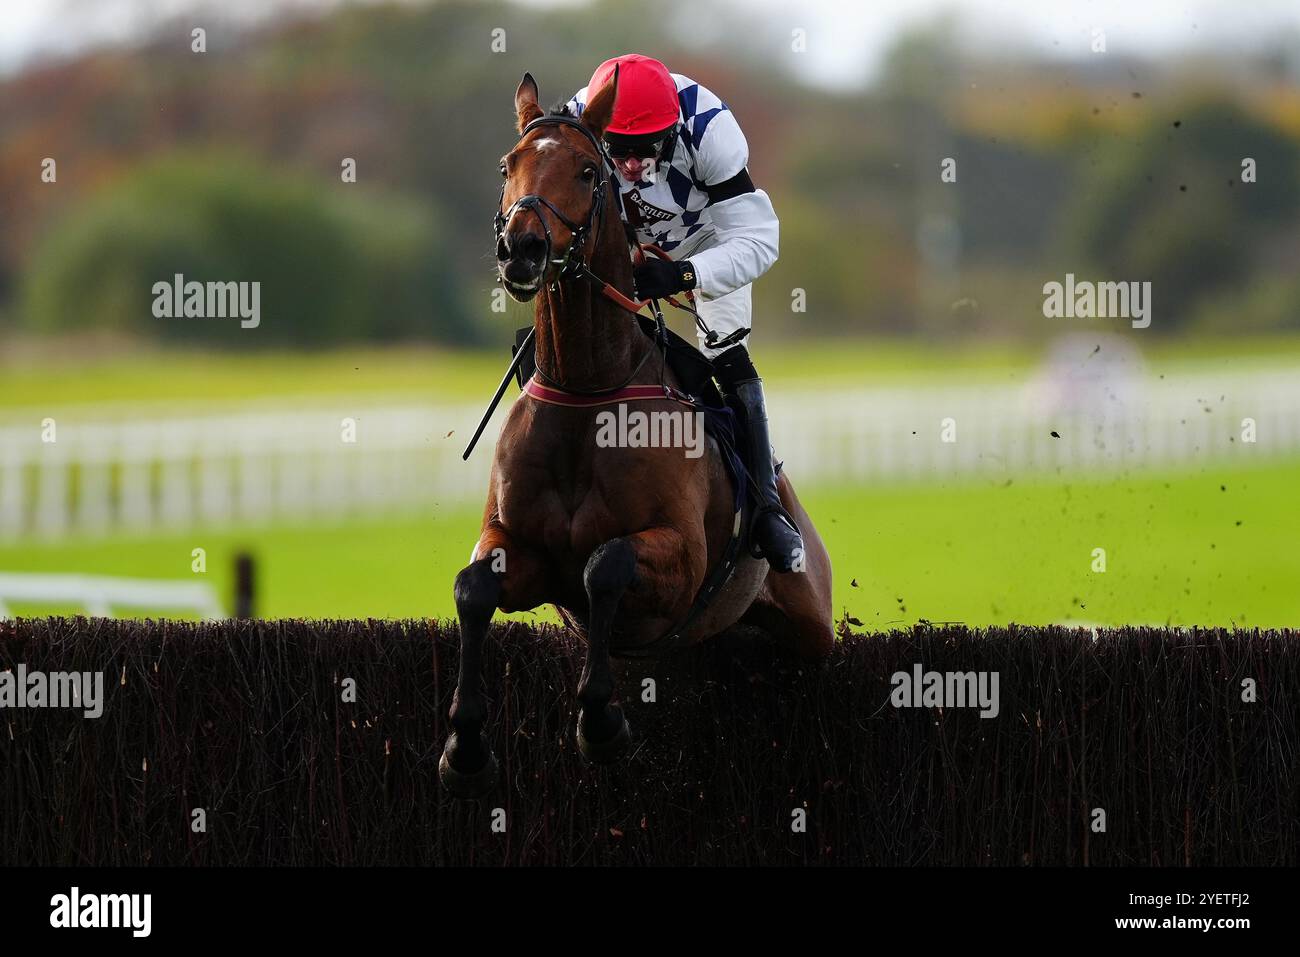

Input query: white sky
[2,0,1298,88]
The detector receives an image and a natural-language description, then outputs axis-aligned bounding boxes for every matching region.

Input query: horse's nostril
[496,236,510,261]
[515,232,547,264]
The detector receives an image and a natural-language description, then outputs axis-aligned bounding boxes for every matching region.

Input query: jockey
[565,53,804,573]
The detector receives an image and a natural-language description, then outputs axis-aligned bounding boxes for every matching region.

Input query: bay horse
[440,68,833,798]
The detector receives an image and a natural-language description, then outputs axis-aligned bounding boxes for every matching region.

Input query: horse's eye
[580,166,596,181]
[500,164,508,178]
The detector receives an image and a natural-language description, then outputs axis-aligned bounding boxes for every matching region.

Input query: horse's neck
[533,220,647,391]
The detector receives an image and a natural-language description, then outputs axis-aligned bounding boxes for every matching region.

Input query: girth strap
[614,500,748,660]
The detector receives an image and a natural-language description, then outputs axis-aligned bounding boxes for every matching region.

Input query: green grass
[4,457,1297,627]
[8,333,1300,412]
[1,346,505,413]
[820,460,1300,629]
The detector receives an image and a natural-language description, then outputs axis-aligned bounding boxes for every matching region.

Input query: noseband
[494,114,611,281]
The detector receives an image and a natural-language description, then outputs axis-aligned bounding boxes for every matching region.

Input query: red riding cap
[589,54,679,136]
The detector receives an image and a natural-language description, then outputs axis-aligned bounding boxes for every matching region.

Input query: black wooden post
[234,552,255,619]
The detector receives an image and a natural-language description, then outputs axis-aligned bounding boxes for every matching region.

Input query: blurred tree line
[0,0,1297,349]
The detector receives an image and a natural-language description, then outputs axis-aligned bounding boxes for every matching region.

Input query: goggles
[603,125,674,160]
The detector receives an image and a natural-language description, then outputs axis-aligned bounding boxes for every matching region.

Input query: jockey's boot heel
[732,378,805,573]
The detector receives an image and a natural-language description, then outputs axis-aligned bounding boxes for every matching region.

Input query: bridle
[495,113,669,396]
[493,112,732,396]
[494,114,611,283]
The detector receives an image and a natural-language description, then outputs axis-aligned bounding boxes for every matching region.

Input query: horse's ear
[514,72,543,133]
[581,64,618,139]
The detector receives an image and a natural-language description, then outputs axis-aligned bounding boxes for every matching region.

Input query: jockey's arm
[688,175,779,300]
[684,110,779,300]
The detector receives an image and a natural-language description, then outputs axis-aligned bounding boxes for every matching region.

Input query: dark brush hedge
[1,618,1297,866]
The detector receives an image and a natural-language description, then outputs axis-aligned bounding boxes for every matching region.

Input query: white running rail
[0,573,224,619]
[1,366,1297,542]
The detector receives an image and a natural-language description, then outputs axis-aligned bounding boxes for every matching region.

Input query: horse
[439,68,834,798]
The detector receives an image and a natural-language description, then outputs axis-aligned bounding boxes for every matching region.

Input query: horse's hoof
[577,706,631,765]
[438,734,499,799]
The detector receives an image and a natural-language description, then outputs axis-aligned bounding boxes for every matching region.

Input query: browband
[520,113,608,163]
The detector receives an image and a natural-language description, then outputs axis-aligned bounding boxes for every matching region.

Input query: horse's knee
[583,539,638,599]
[799,619,836,660]
[454,558,501,620]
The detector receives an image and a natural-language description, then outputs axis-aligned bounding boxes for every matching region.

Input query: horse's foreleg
[576,538,639,763]
[576,528,698,763]
[440,529,549,798]
[439,557,501,797]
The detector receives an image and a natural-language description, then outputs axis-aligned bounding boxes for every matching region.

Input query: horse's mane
[547,102,575,118]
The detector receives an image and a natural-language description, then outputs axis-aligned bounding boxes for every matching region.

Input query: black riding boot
[713,347,805,573]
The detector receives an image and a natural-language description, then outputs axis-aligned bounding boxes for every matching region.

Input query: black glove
[633,258,697,300]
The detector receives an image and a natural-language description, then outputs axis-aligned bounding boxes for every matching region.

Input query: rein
[495,114,654,396]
